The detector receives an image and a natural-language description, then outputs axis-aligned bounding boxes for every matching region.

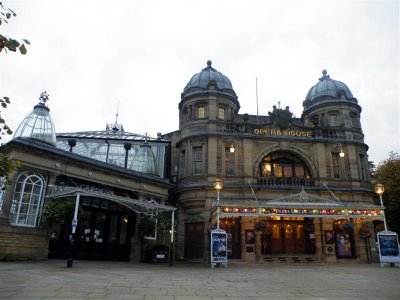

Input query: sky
[1,0,399,165]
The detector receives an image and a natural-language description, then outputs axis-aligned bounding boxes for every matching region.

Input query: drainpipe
[105,140,110,163]
[124,143,132,168]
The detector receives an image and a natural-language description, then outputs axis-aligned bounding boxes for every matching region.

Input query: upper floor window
[218,107,225,120]
[225,147,235,176]
[332,152,341,179]
[179,150,186,178]
[193,147,203,175]
[258,152,311,180]
[9,171,46,227]
[359,153,367,181]
[329,113,339,127]
[197,106,205,119]
[350,112,358,128]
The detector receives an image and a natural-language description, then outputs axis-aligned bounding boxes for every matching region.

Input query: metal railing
[256,177,314,187]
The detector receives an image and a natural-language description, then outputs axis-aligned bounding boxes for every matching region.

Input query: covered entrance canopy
[217,188,384,219]
[46,186,176,215]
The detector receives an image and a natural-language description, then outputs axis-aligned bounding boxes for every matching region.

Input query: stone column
[255,231,262,263]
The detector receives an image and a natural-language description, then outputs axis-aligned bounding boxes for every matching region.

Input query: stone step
[263,256,316,263]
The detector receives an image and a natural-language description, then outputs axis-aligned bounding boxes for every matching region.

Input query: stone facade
[163,62,380,264]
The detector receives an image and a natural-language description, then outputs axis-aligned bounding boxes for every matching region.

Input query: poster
[335,232,354,258]
[211,229,228,267]
[377,231,400,264]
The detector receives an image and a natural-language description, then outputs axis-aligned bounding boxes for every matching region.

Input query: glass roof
[13,93,56,145]
[130,143,159,175]
[56,127,167,178]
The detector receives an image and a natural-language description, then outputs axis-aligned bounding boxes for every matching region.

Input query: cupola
[13,91,57,145]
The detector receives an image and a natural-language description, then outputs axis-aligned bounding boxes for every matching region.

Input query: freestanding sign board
[211,228,228,268]
[377,231,400,266]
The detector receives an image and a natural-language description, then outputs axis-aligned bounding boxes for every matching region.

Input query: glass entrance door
[262,219,312,255]
[77,210,106,260]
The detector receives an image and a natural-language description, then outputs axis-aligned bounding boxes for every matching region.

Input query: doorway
[48,197,135,261]
[261,218,314,255]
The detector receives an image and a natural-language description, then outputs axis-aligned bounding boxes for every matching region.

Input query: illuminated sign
[254,128,312,137]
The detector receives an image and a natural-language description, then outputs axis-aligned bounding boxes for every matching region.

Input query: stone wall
[0,225,49,261]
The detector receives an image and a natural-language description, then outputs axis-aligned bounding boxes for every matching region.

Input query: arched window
[257,152,312,186]
[9,172,46,227]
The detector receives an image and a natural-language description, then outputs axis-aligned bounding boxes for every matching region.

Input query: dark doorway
[184,222,204,259]
[221,217,241,259]
[48,197,135,261]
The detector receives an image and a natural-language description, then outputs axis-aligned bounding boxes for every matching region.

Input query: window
[225,147,235,175]
[259,152,311,179]
[332,153,341,178]
[193,147,203,175]
[9,172,46,227]
[359,153,367,181]
[218,107,225,120]
[197,106,205,119]
[179,150,186,178]
[350,112,358,128]
[329,113,339,127]
[0,177,6,211]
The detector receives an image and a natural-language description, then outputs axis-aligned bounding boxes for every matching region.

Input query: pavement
[0,260,399,300]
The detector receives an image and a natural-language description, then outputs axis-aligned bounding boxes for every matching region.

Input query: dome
[305,70,354,102]
[13,92,57,145]
[130,143,159,176]
[183,60,235,94]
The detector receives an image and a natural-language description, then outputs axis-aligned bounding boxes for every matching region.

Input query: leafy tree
[373,152,400,234]
[0,3,29,186]
[0,2,30,54]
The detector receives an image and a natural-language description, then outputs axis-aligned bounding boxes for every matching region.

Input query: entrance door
[264,219,311,255]
[271,223,283,254]
[77,210,107,260]
[184,222,204,259]
[283,224,295,254]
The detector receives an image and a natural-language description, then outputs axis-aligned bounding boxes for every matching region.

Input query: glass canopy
[13,93,56,145]
[130,143,159,175]
[56,127,167,178]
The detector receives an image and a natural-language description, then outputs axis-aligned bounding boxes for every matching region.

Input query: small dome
[13,92,57,145]
[183,60,235,94]
[305,70,354,102]
[130,143,159,176]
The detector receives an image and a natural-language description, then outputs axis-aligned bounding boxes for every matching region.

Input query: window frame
[192,146,203,175]
[218,106,226,120]
[197,106,205,119]
[9,172,46,227]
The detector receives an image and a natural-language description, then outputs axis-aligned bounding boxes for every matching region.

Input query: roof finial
[319,69,330,81]
[207,60,212,67]
[39,91,49,105]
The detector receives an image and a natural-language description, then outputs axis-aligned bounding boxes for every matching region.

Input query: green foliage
[138,212,175,239]
[41,198,81,227]
[0,3,30,55]
[373,151,400,234]
[0,154,19,189]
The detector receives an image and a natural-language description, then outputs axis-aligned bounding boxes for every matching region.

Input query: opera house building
[0,61,383,264]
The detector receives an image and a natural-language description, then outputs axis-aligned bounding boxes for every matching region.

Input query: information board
[211,229,228,268]
[377,231,400,265]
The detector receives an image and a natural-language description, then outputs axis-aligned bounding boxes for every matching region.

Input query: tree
[373,152,400,234]
[0,3,29,186]
[0,2,30,54]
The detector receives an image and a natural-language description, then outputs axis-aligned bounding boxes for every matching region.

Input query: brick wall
[0,225,49,261]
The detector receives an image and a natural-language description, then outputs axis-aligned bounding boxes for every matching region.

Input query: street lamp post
[374,184,387,231]
[213,179,223,229]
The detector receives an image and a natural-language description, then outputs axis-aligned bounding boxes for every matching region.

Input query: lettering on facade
[254,128,312,137]
[52,184,114,196]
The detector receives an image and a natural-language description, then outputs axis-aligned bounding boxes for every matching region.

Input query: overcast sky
[1,0,399,165]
